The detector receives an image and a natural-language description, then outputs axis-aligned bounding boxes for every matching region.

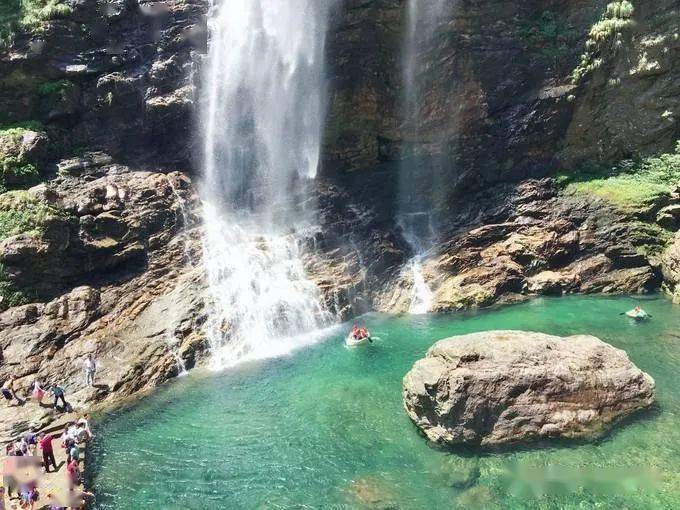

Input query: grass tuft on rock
[571,1,635,82]
[0,122,44,192]
[0,189,64,241]
[556,142,680,213]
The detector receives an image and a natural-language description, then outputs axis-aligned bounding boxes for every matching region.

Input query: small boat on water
[625,307,650,321]
[346,326,372,347]
[345,333,372,347]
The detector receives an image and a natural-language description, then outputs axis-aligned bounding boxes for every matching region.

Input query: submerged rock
[403,331,655,447]
[455,486,501,510]
[442,456,480,489]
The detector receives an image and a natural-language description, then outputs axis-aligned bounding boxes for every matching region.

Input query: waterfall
[408,256,434,314]
[399,0,450,314]
[200,0,335,369]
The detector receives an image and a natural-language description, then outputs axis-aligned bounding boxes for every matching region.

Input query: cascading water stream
[199,0,335,369]
[399,0,450,314]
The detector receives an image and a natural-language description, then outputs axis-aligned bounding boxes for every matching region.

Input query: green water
[88,295,680,509]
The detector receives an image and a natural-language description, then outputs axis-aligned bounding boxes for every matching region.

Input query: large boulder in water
[403,331,655,447]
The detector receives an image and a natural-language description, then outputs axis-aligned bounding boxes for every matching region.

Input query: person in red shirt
[66,458,81,486]
[38,432,57,473]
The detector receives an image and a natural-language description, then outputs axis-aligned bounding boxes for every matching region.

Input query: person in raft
[351,325,370,340]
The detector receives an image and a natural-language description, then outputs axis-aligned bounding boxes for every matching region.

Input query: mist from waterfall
[200,0,335,369]
[399,0,450,314]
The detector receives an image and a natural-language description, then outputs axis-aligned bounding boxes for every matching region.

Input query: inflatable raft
[345,333,372,347]
[625,309,649,321]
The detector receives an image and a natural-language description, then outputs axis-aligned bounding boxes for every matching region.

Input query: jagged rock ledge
[403,331,655,447]
[0,154,209,443]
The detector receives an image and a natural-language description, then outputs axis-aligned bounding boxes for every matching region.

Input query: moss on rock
[0,122,46,192]
[0,263,30,309]
[556,142,680,214]
[0,189,65,242]
[0,189,69,309]
[37,79,77,114]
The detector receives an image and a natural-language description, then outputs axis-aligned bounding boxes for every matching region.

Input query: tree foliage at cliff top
[0,0,71,49]
[557,142,680,213]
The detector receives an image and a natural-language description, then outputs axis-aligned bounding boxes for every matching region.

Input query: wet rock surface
[0,155,208,442]
[662,231,680,303]
[273,173,664,318]
[403,331,656,447]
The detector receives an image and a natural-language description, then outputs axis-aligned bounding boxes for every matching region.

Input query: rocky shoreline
[0,0,678,499]
[1,152,678,443]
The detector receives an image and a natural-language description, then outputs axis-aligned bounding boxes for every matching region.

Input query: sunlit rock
[403,331,655,446]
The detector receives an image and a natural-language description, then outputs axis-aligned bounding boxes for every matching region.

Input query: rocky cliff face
[0,154,208,441]
[0,0,206,168]
[318,0,679,312]
[0,0,677,438]
[324,0,678,183]
[0,1,211,439]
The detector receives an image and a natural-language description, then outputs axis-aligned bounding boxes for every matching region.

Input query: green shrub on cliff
[0,0,72,49]
[0,264,30,309]
[0,122,43,192]
[0,189,68,309]
[0,189,64,241]
[589,1,634,42]
[37,79,76,115]
[571,1,635,82]
[557,142,680,213]
[37,79,73,99]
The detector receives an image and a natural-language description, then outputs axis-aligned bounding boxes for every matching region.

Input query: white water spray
[408,256,433,314]
[400,0,450,314]
[200,0,335,369]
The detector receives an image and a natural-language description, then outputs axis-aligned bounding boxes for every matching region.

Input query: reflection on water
[88,295,680,509]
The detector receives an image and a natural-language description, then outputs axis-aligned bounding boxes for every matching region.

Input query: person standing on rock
[1,376,20,406]
[83,355,97,387]
[66,457,81,487]
[31,380,45,406]
[38,433,57,473]
[23,428,37,456]
[50,384,68,411]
